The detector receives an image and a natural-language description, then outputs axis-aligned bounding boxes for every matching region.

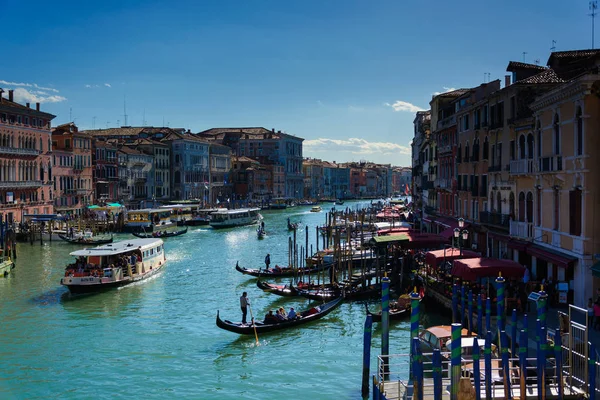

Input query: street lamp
[453,218,469,256]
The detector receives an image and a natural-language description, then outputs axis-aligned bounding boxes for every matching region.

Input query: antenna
[69,107,72,122]
[590,1,598,49]
[522,52,528,62]
[534,59,540,65]
[92,116,96,129]
[117,119,120,127]
[106,121,110,129]
[123,96,128,126]
[551,40,556,52]
[143,109,146,126]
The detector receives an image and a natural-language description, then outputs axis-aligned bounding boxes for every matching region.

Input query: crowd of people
[64,253,140,278]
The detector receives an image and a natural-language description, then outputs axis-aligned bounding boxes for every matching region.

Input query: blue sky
[1,0,594,166]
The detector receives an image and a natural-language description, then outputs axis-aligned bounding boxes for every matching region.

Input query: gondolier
[265,254,271,270]
[240,292,249,325]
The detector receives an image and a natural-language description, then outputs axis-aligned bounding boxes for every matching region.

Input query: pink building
[0,89,55,224]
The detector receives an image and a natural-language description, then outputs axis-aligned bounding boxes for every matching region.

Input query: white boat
[310,206,322,212]
[0,250,15,277]
[60,238,166,294]
[209,208,262,229]
[123,209,174,233]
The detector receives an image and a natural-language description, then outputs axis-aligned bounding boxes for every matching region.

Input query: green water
[0,201,446,399]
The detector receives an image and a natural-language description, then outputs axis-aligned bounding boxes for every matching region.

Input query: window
[518,192,525,222]
[553,114,560,155]
[536,120,541,157]
[569,189,582,236]
[510,140,516,161]
[519,135,525,159]
[576,107,583,156]
[526,192,533,223]
[483,137,489,160]
[553,189,560,231]
[527,134,534,160]
[510,96,516,119]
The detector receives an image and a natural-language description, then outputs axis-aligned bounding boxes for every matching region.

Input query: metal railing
[0,146,41,156]
[509,159,535,175]
[0,180,43,188]
[509,220,533,239]
[479,211,510,228]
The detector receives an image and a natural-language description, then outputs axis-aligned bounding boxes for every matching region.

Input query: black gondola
[215,297,343,335]
[256,280,326,297]
[58,234,114,245]
[132,228,188,239]
[298,283,381,301]
[257,228,266,239]
[287,221,299,231]
[365,297,423,322]
[235,263,329,278]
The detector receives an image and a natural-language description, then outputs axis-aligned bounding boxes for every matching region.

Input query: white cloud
[0,80,59,93]
[12,87,66,103]
[85,84,92,88]
[317,100,324,107]
[385,100,425,113]
[304,137,411,156]
[104,83,111,88]
[432,87,457,95]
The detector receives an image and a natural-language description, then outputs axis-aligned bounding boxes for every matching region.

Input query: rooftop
[513,69,565,85]
[506,61,547,72]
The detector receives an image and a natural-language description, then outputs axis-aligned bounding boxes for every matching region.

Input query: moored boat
[235,262,329,278]
[257,227,266,239]
[60,238,166,294]
[365,294,423,322]
[123,209,174,233]
[58,234,114,245]
[209,208,262,229]
[0,250,15,277]
[216,297,343,335]
[256,280,322,297]
[310,206,322,212]
[132,227,188,239]
[185,208,219,226]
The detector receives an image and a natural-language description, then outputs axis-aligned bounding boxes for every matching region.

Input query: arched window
[527,133,534,160]
[483,136,489,160]
[496,192,502,214]
[490,191,495,210]
[518,191,525,221]
[576,107,583,156]
[519,135,526,159]
[526,192,533,223]
[553,113,560,155]
[509,192,515,218]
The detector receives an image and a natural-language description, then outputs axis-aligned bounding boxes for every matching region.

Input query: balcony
[479,211,510,228]
[509,220,533,239]
[0,146,41,157]
[438,144,452,154]
[135,177,147,184]
[76,189,88,194]
[487,164,502,173]
[0,180,43,189]
[538,156,562,173]
[437,115,456,130]
[509,159,535,175]
[436,178,450,189]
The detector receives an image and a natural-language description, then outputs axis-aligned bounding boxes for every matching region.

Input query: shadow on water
[30,287,69,306]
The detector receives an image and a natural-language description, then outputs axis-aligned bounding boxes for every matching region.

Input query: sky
[1,0,595,166]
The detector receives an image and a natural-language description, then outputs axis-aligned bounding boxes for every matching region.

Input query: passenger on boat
[264,310,278,324]
[287,307,297,319]
[278,307,288,319]
[275,310,286,321]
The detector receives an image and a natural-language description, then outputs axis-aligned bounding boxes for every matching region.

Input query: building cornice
[530,75,597,111]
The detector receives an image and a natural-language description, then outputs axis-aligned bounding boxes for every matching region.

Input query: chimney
[505,75,511,88]
[8,90,14,101]
[36,102,40,111]
[26,102,30,108]
[0,89,3,102]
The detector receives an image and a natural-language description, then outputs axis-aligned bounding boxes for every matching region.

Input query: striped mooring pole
[452,283,459,323]
[495,274,506,332]
[468,290,474,335]
[361,313,373,399]
[450,323,462,400]
[381,275,390,380]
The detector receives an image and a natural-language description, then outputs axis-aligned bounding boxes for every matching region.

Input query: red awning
[451,257,526,281]
[525,244,577,269]
[404,233,449,249]
[377,227,412,236]
[433,216,457,228]
[424,248,480,267]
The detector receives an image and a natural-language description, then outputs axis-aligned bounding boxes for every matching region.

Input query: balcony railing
[135,177,147,183]
[438,144,452,154]
[0,180,43,189]
[0,146,41,157]
[509,159,535,175]
[509,220,533,239]
[437,115,456,130]
[538,156,562,173]
[487,164,502,172]
[479,211,510,228]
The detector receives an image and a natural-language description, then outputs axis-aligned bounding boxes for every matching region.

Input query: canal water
[0,200,448,400]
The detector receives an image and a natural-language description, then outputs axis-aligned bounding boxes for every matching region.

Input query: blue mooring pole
[361,313,373,399]
[461,284,466,326]
[432,349,442,400]
[412,337,423,400]
[468,290,474,335]
[452,284,459,323]
[485,297,491,334]
[450,323,462,400]
[484,331,492,400]
[472,338,481,400]
[539,326,547,400]
[510,309,517,357]
[500,330,512,399]
[519,329,527,398]
[381,275,390,380]
[536,320,542,400]
[496,274,506,332]
[477,294,483,338]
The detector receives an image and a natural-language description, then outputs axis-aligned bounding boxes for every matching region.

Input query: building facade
[0,90,55,223]
[209,143,232,204]
[93,139,119,203]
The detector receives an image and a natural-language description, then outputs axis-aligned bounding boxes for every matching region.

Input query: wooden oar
[247,303,259,346]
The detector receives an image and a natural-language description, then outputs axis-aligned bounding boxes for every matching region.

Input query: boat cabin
[160,204,193,224]
[124,209,173,231]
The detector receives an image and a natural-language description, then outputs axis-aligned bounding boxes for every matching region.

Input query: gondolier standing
[240,292,249,325]
[265,253,271,270]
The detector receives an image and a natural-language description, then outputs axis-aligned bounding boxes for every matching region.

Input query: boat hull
[61,263,165,294]
[1,259,15,276]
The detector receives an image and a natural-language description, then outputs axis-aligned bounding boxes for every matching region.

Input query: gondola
[215,297,343,335]
[235,262,329,278]
[287,221,299,231]
[298,283,381,301]
[256,280,324,297]
[257,228,266,239]
[58,234,114,245]
[132,228,188,239]
[365,297,423,322]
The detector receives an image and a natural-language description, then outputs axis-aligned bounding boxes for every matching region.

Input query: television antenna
[590,1,598,49]
[123,96,128,126]
[551,40,556,52]
[92,116,96,129]
[522,52,528,62]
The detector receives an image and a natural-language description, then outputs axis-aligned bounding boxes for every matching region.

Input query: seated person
[287,307,297,319]
[278,307,288,319]
[263,310,278,324]
[275,310,286,321]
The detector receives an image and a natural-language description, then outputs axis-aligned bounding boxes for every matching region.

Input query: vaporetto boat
[60,238,166,294]
[209,208,262,229]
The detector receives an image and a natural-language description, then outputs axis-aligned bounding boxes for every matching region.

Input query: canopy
[451,257,525,281]
[369,232,448,249]
[88,205,100,209]
[424,248,480,267]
